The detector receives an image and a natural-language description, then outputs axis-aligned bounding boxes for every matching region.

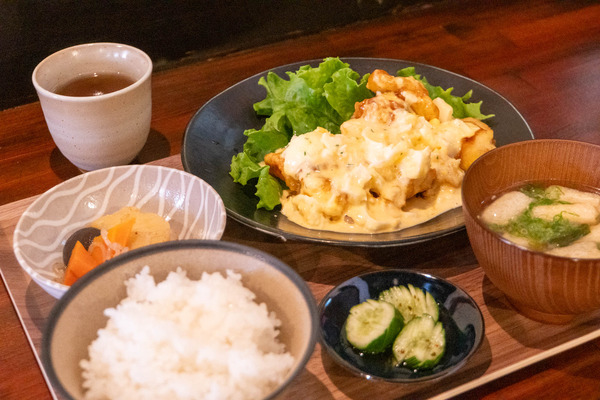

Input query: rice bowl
[42,240,318,400]
[81,267,294,400]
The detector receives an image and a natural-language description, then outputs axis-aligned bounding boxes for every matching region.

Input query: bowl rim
[462,138,600,262]
[32,42,153,102]
[12,164,227,294]
[42,239,319,400]
[317,268,485,383]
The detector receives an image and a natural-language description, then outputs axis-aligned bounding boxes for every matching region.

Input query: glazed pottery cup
[462,139,600,324]
[32,42,152,171]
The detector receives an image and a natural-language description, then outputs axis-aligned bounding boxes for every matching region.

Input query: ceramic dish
[181,57,534,247]
[42,240,318,400]
[13,165,227,299]
[318,269,484,382]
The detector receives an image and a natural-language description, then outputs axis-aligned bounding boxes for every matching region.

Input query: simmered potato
[91,206,171,249]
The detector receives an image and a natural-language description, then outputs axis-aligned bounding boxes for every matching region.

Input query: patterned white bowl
[13,165,227,299]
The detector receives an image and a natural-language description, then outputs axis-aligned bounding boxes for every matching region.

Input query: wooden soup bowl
[462,139,600,324]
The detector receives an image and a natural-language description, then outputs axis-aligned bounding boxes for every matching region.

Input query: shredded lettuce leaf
[230,58,494,210]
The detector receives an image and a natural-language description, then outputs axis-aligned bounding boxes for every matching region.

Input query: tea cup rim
[32,42,152,102]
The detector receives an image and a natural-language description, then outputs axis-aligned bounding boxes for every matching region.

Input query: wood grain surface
[3,155,600,399]
[2,0,600,399]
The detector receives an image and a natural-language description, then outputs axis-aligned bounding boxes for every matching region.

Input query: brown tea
[55,73,136,97]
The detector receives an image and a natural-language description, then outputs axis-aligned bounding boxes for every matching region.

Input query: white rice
[80,266,295,400]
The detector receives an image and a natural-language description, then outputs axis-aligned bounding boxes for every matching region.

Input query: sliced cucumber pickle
[392,314,446,369]
[345,299,404,353]
[378,283,439,322]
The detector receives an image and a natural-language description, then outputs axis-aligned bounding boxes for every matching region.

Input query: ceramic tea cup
[32,42,152,171]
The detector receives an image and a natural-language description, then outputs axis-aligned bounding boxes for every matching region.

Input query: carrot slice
[106,218,135,248]
[64,218,137,285]
[89,235,110,264]
[88,218,136,264]
[64,241,99,286]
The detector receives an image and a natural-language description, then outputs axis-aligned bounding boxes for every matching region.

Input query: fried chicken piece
[352,91,405,123]
[459,117,495,170]
[264,150,300,192]
[364,69,439,121]
[406,168,437,200]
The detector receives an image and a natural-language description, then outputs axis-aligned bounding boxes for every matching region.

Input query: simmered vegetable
[59,207,174,286]
[63,218,136,286]
[63,241,98,286]
[62,227,101,265]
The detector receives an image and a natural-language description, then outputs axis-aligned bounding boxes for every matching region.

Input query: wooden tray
[2,155,600,400]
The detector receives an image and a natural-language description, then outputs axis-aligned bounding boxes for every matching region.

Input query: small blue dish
[319,269,484,382]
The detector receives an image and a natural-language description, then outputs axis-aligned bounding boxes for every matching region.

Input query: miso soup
[479,183,600,258]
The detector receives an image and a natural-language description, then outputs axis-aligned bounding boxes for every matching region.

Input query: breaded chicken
[264,150,300,192]
[459,118,496,170]
[363,69,439,121]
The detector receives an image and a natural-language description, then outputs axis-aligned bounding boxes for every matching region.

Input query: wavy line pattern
[13,165,227,299]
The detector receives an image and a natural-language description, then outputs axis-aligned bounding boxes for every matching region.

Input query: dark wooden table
[2,1,600,398]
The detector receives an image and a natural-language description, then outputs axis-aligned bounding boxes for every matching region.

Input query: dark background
[0,0,436,110]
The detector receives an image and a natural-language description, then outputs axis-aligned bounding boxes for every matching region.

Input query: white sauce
[279,97,482,233]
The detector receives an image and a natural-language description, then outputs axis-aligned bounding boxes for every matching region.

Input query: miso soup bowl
[462,139,600,324]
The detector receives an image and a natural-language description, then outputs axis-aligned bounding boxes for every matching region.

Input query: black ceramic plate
[181,58,534,247]
[318,270,484,382]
